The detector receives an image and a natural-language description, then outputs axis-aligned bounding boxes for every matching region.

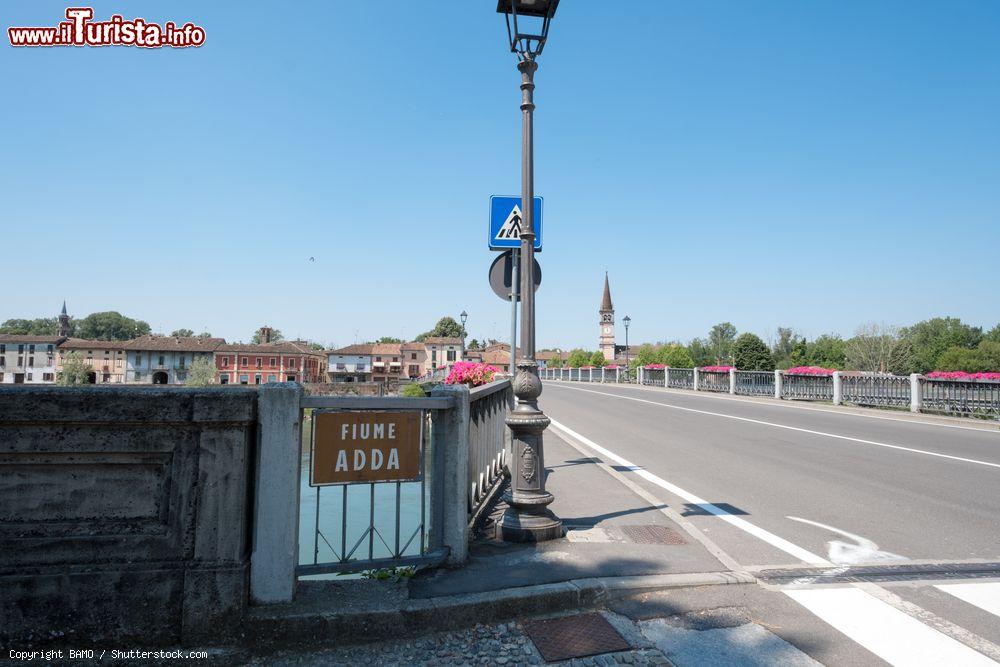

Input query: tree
[589,351,608,367]
[57,351,91,385]
[197,331,213,338]
[0,317,63,335]
[660,344,694,368]
[935,341,1000,373]
[171,328,194,337]
[548,356,564,369]
[184,356,216,387]
[807,334,846,369]
[402,383,427,397]
[566,349,591,368]
[631,344,660,368]
[902,317,983,374]
[251,328,284,344]
[845,323,911,374]
[732,333,774,371]
[708,322,737,364]
[377,336,403,344]
[75,312,150,341]
[771,327,803,368]
[415,317,464,341]
[468,339,481,350]
[985,325,1000,344]
[686,338,714,367]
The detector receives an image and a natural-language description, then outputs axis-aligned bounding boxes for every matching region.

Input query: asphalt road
[540,381,1000,568]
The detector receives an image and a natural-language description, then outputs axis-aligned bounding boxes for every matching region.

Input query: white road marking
[548,418,831,566]
[937,582,1000,619]
[786,516,907,565]
[785,587,999,666]
[548,384,1000,470]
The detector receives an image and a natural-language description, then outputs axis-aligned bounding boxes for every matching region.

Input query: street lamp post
[495,0,562,543]
[460,310,468,343]
[623,315,631,382]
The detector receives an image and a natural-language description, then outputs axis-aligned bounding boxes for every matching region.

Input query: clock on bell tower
[599,273,615,361]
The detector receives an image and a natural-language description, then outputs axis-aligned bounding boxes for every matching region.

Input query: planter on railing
[667,368,695,389]
[841,373,911,409]
[781,368,835,401]
[698,370,730,393]
[734,370,775,397]
[922,376,1000,420]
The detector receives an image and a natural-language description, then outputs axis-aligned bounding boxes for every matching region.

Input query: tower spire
[600,272,613,312]
[58,300,70,337]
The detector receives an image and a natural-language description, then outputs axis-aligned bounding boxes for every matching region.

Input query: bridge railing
[541,366,1000,422]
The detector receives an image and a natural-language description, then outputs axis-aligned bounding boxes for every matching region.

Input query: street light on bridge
[460,310,468,343]
[495,0,563,543]
[623,315,632,380]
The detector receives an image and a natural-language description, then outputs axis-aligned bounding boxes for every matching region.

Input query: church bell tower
[58,301,71,337]
[599,273,615,361]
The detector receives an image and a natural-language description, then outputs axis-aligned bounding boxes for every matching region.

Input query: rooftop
[124,335,227,352]
[0,334,65,344]
[328,344,375,356]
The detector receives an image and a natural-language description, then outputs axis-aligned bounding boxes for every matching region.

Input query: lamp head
[497,0,559,59]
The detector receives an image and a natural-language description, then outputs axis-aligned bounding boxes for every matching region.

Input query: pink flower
[444,362,500,387]
[927,371,1000,381]
[701,365,734,372]
[644,364,666,369]
[785,366,836,376]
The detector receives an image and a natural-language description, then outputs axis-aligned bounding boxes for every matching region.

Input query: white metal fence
[542,366,1000,421]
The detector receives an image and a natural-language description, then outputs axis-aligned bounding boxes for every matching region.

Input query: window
[221,356,229,366]
[255,357,262,368]
[158,355,165,366]
[43,373,54,381]
[357,364,366,371]
[239,374,249,385]
[17,356,23,366]
[336,363,345,371]
[254,374,262,385]
[267,374,277,383]
[288,359,297,368]
[116,359,122,368]
[135,354,142,365]
[28,356,35,367]
[220,374,230,385]
[18,345,24,354]
[241,357,248,366]
[26,373,33,381]
[0,344,4,353]
[447,350,456,362]
[134,371,142,381]
[409,365,420,377]
[411,353,416,359]
[269,357,276,367]
[0,356,4,367]
[47,345,53,354]
[29,344,35,354]
[431,351,437,361]
[375,356,382,362]
[179,355,186,369]
[287,375,296,383]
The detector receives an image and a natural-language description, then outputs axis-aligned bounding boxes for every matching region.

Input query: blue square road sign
[489,196,543,251]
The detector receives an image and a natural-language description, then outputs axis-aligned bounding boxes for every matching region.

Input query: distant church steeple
[599,273,615,361]
[58,301,70,337]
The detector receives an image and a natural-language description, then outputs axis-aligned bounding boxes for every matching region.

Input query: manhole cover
[620,524,686,545]
[523,612,630,662]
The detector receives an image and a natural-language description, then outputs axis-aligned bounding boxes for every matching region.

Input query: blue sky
[2,1,998,349]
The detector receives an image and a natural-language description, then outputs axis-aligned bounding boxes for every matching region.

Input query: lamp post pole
[497,52,562,543]
[624,316,631,380]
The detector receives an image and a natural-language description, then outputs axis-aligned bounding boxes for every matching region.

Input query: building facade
[0,335,62,384]
[599,273,616,361]
[215,340,325,385]
[125,336,225,385]
[402,342,427,379]
[371,343,404,384]
[423,337,464,372]
[327,344,373,383]
[58,338,128,384]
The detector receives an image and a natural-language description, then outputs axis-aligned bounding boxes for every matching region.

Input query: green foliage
[935,341,1000,373]
[171,328,194,337]
[986,325,1000,344]
[708,322,737,364]
[358,566,416,582]
[184,356,216,387]
[197,331,213,338]
[251,328,284,344]
[732,333,774,371]
[548,355,564,369]
[902,317,982,374]
[468,339,480,350]
[0,317,63,336]
[845,323,911,374]
[415,316,465,341]
[589,351,608,367]
[660,343,694,368]
[771,327,805,369]
[686,338,714,367]
[401,383,427,397]
[632,344,660,368]
[806,334,846,369]
[75,312,150,341]
[57,351,91,385]
[377,336,403,344]
[566,349,592,368]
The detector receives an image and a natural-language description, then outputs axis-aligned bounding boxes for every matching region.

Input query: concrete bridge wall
[0,386,258,646]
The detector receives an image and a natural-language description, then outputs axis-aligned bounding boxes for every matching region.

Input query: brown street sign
[310,410,422,486]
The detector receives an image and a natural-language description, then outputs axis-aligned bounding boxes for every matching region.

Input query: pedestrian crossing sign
[489,196,543,251]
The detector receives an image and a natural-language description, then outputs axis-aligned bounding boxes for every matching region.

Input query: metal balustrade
[842,374,910,409]
[668,368,695,389]
[734,370,775,396]
[642,368,665,387]
[699,371,730,393]
[922,379,1000,420]
[468,379,513,517]
[781,374,834,401]
[540,365,1000,421]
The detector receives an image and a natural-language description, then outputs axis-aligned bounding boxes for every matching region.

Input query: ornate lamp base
[497,360,564,543]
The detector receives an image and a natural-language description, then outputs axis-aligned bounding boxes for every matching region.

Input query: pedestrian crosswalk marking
[496,204,522,240]
[786,587,998,666]
[937,582,1000,619]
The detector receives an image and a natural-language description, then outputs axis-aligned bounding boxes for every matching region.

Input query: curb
[245,571,756,651]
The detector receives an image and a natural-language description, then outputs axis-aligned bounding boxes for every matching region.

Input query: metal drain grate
[523,612,631,662]
[620,524,687,545]
[758,561,1000,585]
